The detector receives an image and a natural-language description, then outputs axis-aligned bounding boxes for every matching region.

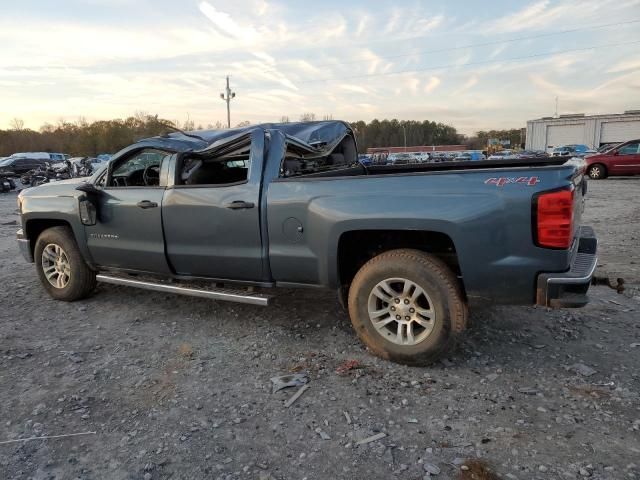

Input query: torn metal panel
[127,121,354,157]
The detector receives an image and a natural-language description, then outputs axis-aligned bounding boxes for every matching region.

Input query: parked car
[358,154,372,166]
[16,121,597,366]
[387,153,417,165]
[0,171,16,192]
[585,138,640,179]
[431,152,458,162]
[48,153,68,162]
[0,156,49,176]
[488,150,518,160]
[456,151,485,161]
[7,152,68,162]
[596,143,621,154]
[516,150,548,158]
[551,144,594,157]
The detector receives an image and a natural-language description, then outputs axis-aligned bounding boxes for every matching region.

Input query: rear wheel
[347,249,467,366]
[587,163,607,180]
[34,226,96,301]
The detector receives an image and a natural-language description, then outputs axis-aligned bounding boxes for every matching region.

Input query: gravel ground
[0,178,639,480]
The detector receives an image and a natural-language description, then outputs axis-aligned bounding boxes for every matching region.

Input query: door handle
[136,200,158,209]
[225,201,255,209]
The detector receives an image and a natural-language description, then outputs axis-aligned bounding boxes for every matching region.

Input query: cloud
[489,45,507,59]
[607,58,640,73]
[424,76,441,93]
[355,14,369,37]
[456,75,479,93]
[338,84,369,94]
[252,51,276,65]
[198,2,258,41]
[404,77,421,95]
[487,0,640,32]
[488,0,550,32]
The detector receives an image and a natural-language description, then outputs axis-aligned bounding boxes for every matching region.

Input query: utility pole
[220,76,235,128]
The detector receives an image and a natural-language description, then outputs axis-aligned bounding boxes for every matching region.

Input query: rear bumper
[536,226,597,308]
[16,229,33,263]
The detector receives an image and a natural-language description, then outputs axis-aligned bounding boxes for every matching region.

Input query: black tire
[587,163,607,180]
[34,226,96,301]
[348,249,467,366]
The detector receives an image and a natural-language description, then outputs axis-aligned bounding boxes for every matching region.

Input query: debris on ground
[356,432,387,445]
[0,431,96,445]
[284,384,310,408]
[270,373,309,393]
[314,427,331,440]
[343,411,352,424]
[423,462,441,475]
[568,362,597,377]
[458,459,500,480]
[335,359,362,376]
[178,343,194,358]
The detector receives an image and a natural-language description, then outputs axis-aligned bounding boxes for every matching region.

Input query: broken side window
[280,134,359,178]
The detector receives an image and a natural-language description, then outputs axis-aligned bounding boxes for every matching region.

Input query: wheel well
[25,219,71,255]
[337,229,462,289]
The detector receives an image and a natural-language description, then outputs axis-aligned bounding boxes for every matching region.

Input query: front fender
[21,194,94,267]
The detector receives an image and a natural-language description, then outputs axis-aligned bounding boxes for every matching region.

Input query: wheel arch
[337,229,464,299]
[25,218,94,267]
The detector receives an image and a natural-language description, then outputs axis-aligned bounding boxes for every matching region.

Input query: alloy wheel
[41,243,71,289]
[367,277,436,345]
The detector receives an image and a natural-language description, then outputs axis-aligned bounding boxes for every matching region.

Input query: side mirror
[76,183,101,226]
[612,150,619,156]
[76,182,102,195]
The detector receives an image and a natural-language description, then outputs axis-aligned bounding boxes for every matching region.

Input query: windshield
[0,158,14,166]
[598,143,620,153]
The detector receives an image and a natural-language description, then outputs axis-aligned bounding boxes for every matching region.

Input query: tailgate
[570,159,588,247]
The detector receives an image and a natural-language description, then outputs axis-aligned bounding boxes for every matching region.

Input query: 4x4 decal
[485,176,540,187]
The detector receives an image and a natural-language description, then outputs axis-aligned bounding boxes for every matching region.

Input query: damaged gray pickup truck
[16,121,597,365]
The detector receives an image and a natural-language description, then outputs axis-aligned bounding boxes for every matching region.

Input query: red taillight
[535,188,574,249]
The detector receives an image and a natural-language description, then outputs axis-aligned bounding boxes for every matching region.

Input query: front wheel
[347,249,467,366]
[587,163,607,180]
[34,226,96,301]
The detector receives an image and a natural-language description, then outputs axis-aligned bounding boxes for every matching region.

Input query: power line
[248,18,640,78]
[306,18,640,70]
[291,39,640,85]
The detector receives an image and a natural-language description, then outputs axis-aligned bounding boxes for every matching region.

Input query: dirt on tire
[347,249,467,366]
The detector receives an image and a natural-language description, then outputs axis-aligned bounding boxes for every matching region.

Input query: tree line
[1,112,523,157]
[0,113,218,158]
[466,128,526,150]
[350,119,461,151]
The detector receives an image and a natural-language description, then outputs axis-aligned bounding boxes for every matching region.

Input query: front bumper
[536,226,597,308]
[16,229,33,263]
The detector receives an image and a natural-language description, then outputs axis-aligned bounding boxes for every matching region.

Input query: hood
[584,152,606,162]
[20,177,89,197]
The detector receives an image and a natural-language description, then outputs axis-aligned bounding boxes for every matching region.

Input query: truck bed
[366,156,569,174]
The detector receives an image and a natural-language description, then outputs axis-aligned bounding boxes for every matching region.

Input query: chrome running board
[96,274,272,306]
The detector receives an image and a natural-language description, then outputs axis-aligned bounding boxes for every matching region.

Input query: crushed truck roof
[122,121,353,157]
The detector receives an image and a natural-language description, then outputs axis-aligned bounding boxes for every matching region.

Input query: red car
[585,139,640,179]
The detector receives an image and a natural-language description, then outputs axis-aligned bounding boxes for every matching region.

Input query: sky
[0,0,639,135]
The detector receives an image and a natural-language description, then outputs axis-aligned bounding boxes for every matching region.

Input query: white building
[525,111,640,152]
